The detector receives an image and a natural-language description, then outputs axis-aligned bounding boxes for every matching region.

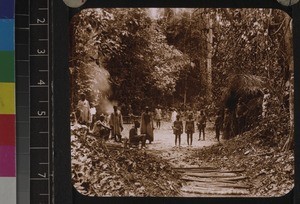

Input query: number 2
[37,18,46,24]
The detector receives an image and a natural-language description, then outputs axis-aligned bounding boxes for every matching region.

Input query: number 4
[38,80,45,85]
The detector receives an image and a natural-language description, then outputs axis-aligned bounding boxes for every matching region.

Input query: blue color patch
[0,19,14,50]
[0,0,14,19]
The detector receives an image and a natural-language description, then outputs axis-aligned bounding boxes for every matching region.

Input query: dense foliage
[70,8,293,141]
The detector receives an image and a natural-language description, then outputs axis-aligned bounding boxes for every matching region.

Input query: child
[185,114,195,147]
[197,110,207,141]
[173,115,183,148]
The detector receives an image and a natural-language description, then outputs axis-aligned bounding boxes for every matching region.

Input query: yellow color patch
[0,83,15,114]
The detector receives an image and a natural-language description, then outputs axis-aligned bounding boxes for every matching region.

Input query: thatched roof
[228,74,265,96]
[222,74,266,110]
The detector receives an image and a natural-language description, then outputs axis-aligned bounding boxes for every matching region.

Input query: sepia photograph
[69,8,294,197]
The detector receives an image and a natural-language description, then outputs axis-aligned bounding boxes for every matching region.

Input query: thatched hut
[219,74,266,139]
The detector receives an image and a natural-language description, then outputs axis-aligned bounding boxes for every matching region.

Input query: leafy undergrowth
[71,133,182,197]
[193,114,294,197]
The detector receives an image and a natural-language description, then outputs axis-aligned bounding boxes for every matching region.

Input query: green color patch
[0,51,14,82]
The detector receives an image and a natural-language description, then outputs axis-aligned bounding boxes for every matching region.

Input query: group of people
[73,94,216,149]
[73,89,273,149]
[75,93,270,150]
[73,94,155,148]
[171,109,208,148]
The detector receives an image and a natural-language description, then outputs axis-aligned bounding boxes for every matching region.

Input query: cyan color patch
[0,0,14,19]
[0,19,14,50]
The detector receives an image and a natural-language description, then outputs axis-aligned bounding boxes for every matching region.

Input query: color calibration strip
[0,0,16,203]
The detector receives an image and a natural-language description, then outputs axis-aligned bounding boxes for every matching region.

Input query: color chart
[0,0,16,203]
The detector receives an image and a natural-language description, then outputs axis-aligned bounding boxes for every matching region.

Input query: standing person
[173,115,183,148]
[109,105,124,142]
[197,110,207,141]
[185,114,195,147]
[141,106,154,144]
[127,104,133,124]
[223,108,231,139]
[236,98,247,134]
[215,110,223,142]
[155,106,162,129]
[77,94,90,125]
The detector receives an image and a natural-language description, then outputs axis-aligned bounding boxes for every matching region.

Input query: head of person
[113,105,118,113]
[188,114,193,120]
[99,114,105,122]
[145,106,149,113]
[134,120,140,128]
[176,115,180,120]
[80,94,86,101]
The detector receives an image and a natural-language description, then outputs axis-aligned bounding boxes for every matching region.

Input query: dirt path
[126,121,251,197]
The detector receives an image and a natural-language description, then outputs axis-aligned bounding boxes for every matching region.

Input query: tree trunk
[206,16,213,104]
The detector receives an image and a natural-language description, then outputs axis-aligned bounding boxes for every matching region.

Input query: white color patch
[0,177,16,204]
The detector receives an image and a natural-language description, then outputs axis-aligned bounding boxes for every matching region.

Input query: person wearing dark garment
[185,114,195,147]
[141,106,154,144]
[173,115,183,148]
[223,108,232,139]
[129,120,146,148]
[197,110,207,141]
[236,98,247,134]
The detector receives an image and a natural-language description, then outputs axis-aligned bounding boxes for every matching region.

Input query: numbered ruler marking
[29,0,52,203]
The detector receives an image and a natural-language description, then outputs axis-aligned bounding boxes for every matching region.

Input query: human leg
[187,133,190,145]
[141,135,146,147]
[216,126,220,142]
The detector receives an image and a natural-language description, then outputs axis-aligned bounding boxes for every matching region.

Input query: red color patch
[0,114,15,145]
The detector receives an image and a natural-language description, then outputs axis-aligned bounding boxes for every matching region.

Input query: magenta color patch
[0,146,15,177]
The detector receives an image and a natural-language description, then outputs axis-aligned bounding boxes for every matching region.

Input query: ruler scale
[16,0,52,203]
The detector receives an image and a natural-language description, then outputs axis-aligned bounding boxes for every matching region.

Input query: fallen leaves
[192,125,294,197]
[71,133,182,196]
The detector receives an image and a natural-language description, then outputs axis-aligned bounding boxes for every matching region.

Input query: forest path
[131,121,251,197]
